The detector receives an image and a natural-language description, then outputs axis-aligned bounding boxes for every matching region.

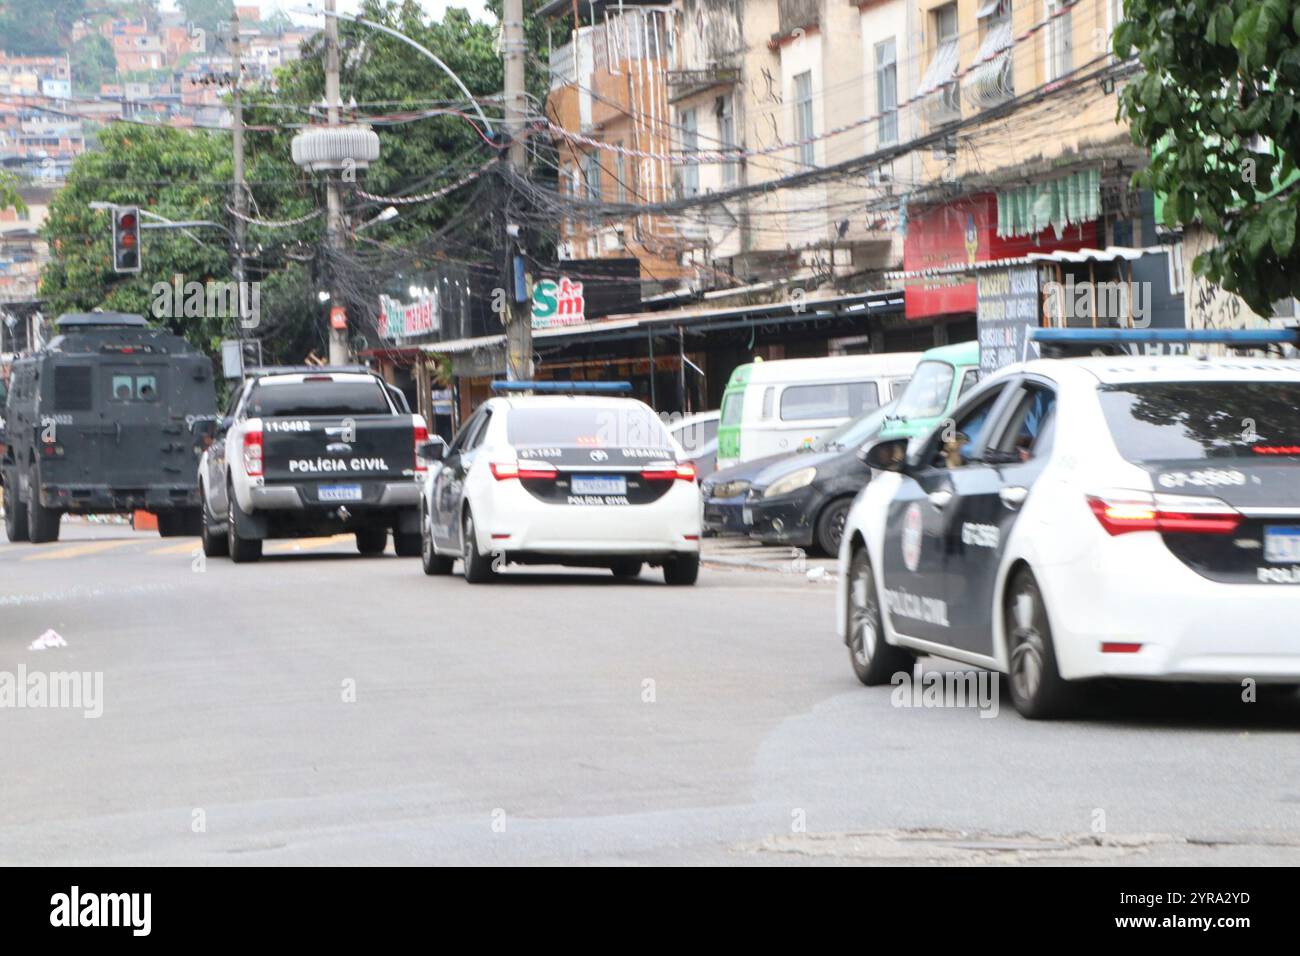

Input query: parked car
[715,353,920,471]
[668,409,720,480]
[877,340,981,442]
[702,402,897,556]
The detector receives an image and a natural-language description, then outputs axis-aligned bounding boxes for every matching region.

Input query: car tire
[814,497,853,557]
[610,559,643,579]
[27,467,60,543]
[393,531,421,557]
[1004,568,1074,719]
[461,509,496,583]
[356,528,387,555]
[846,545,913,685]
[227,484,262,564]
[157,509,200,537]
[3,470,29,542]
[663,552,699,586]
[200,493,228,558]
[420,503,453,575]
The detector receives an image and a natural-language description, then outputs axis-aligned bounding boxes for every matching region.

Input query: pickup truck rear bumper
[250,482,420,509]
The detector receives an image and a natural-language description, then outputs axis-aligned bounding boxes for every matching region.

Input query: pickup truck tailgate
[261,416,416,483]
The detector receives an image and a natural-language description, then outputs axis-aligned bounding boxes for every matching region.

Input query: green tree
[177,0,233,34]
[1116,0,1300,314]
[0,172,28,217]
[0,0,86,54]
[70,33,117,93]
[38,124,235,349]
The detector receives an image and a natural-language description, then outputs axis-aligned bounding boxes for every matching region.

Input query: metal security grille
[54,366,93,411]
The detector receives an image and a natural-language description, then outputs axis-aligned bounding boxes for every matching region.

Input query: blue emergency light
[489,380,634,394]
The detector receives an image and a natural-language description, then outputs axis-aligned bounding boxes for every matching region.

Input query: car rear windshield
[780,381,880,421]
[507,405,672,447]
[1099,381,1300,462]
[893,360,954,419]
[247,380,392,417]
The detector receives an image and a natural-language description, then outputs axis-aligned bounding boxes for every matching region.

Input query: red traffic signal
[112,206,142,273]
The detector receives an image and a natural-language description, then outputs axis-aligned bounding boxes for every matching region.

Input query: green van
[877,340,981,441]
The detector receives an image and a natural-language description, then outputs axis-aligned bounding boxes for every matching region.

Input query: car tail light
[1086,490,1241,536]
[243,430,263,478]
[1101,642,1143,653]
[642,461,697,482]
[413,423,428,473]
[490,460,558,481]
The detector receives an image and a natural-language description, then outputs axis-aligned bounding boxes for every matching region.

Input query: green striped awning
[997,168,1101,239]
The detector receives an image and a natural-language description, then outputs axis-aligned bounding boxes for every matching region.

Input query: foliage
[70,33,117,93]
[177,0,234,35]
[1116,0,1300,314]
[0,0,87,54]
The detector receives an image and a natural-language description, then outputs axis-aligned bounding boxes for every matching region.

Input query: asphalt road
[2,519,1298,865]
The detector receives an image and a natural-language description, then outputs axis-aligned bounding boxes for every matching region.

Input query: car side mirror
[858,437,910,472]
[417,437,448,463]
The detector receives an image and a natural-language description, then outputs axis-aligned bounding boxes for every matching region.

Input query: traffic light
[112,206,141,274]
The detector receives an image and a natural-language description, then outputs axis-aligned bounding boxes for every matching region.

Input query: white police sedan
[417,384,702,584]
[838,336,1300,718]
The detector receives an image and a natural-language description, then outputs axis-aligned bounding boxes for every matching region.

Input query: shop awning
[997,169,1101,239]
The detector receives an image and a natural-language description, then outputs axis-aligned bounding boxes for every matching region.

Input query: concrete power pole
[501,0,532,380]
[229,12,248,332]
[324,0,348,366]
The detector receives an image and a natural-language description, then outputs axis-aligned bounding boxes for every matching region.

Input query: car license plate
[319,484,363,502]
[742,506,753,525]
[1264,525,1300,563]
[572,475,626,496]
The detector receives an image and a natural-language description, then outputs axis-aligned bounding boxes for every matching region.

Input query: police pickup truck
[196,367,428,562]
[2,312,216,544]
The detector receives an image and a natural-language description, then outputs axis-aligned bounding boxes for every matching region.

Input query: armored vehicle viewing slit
[1,313,217,543]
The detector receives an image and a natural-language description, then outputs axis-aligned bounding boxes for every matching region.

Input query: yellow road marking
[149,539,202,555]
[23,539,141,561]
[268,534,355,552]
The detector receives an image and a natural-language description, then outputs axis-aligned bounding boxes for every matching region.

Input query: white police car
[837,330,1300,718]
[417,383,702,584]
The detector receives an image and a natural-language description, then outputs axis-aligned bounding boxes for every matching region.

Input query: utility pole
[501,0,532,380]
[230,12,248,333]
[324,0,348,366]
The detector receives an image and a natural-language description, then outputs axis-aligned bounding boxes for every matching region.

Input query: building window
[920,3,961,121]
[874,39,898,145]
[1046,0,1074,81]
[614,147,627,204]
[793,70,814,166]
[584,151,602,201]
[680,107,699,197]
[715,95,737,187]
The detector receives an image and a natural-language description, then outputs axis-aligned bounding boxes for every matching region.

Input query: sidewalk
[700,536,838,581]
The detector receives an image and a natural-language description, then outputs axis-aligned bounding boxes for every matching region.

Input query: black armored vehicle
[1,313,217,543]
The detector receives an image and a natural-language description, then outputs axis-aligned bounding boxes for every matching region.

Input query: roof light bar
[489,380,634,394]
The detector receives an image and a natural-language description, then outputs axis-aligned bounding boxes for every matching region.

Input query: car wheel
[227,485,262,564]
[461,509,496,583]
[662,552,699,585]
[26,466,60,543]
[846,545,913,685]
[393,531,421,557]
[200,492,228,558]
[3,470,29,542]
[1004,568,1074,719]
[356,528,387,555]
[421,503,453,575]
[610,559,643,579]
[814,497,852,557]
